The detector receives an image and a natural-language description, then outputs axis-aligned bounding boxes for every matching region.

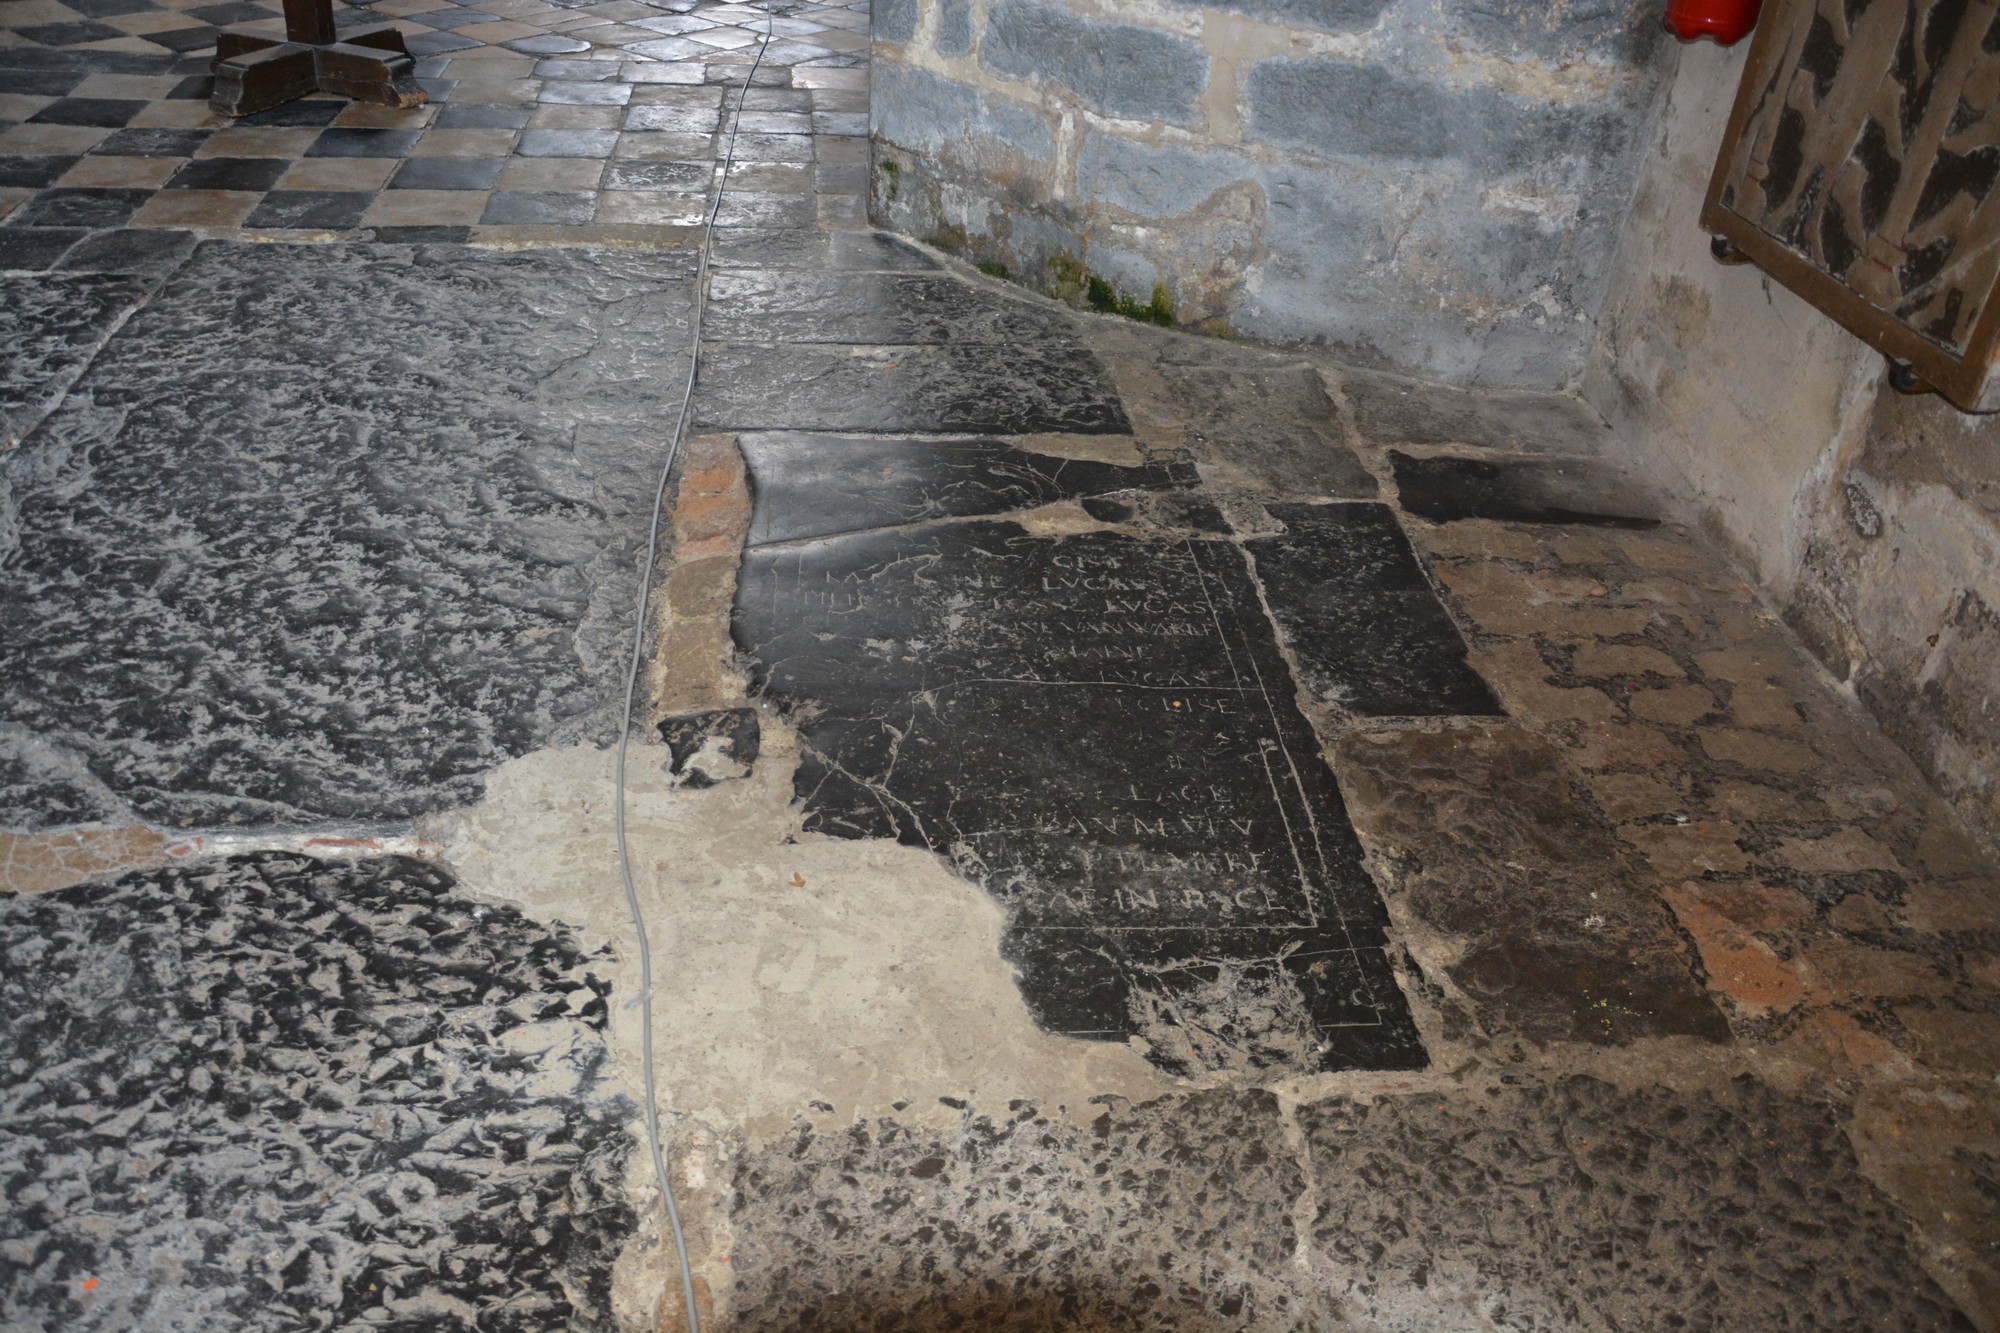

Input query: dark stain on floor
[0,852,635,1333]
[1390,450,1660,527]
[0,241,695,827]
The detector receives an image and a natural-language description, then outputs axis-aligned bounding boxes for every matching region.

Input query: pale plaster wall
[1584,41,2000,854]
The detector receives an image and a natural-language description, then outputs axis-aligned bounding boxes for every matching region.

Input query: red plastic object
[1663,0,1763,46]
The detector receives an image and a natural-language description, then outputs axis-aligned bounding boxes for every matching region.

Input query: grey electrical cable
[613,17,771,1333]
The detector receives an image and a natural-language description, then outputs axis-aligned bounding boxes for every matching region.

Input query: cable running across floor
[611,15,773,1333]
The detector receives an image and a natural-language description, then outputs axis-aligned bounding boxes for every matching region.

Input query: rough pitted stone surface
[1300,1075,1974,1331]
[0,242,694,828]
[0,272,154,450]
[979,0,1208,124]
[0,852,635,1333]
[727,1090,1325,1331]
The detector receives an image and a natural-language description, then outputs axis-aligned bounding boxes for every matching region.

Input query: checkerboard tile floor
[0,0,871,251]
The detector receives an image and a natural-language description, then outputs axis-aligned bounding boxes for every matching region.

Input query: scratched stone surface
[0,272,155,451]
[735,507,1425,1074]
[1246,502,1501,717]
[0,852,634,1333]
[0,241,694,828]
[739,431,1198,544]
[692,262,1134,440]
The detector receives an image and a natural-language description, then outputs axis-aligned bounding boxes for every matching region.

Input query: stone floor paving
[4,0,2000,1327]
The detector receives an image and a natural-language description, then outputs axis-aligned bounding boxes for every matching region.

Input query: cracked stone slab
[1245,502,1502,717]
[739,432,1197,545]
[1300,1075,1974,1330]
[692,342,1133,435]
[726,1089,1325,1331]
[1390,450,1661,527]
[0,272,156,451]
[705,272,1081,345]
[735,518,1425,1074]
[0,851,635,1333]
[0,241,695,828]
[1335,726,1730,1048]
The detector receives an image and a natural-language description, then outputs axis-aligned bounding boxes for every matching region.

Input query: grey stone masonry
[869,0,1675,391]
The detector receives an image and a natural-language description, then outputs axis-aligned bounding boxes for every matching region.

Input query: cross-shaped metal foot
[210,0,426,117]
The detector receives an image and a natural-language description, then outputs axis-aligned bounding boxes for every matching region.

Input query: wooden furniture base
[210,0,426,117]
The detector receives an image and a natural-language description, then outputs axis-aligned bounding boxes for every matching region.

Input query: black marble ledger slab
[0,241,695,827]
[706,272,1078,345]
[1246,502,1502,718]
[735,518,1426,1074]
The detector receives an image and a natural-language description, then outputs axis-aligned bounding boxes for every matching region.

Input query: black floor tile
[695,341,1132,435]
[305,127,423,157]
[388,155,503,189]
[1247,503,1503,717]
[370,224,474,242]
[27,97,148,128]
[144,24,220,52]
[93,126,213,156]
[735,518,1425,1074]
[3,47,178,75]
[241,190,372,229]
[622,105,718,132]
[0,155,81,188]
[53,226,198,276]
[478,189,595,224]
[540,80,632,105]
[8,188,151,228]
[183,0,275,22]
[0,69,90,97]
[738,432,1196,545]
[0,227,90,271]
[1390,450,1661,527]
[15,21,128,46]
[59,0,160,16]
[433,102,533,129]
[164,73,215,99]
[166,154,290,190]
[535,58,624,80]
[234,97,345,127]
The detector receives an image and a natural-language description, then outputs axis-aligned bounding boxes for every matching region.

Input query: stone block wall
[869,0,1675,389]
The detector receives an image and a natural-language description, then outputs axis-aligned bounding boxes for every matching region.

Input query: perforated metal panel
[1703,0,2000,410]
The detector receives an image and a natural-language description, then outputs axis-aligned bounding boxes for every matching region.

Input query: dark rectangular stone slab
[0,242,696,828]
[694,341,1132,435]
[1247,502,1501,717]
[706,271,1074,344]
[738,432,1194,545]
[735,518,1423,1074]
[0,271,155,449]
[1391,449,1660,527]
[708,227,941,270]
